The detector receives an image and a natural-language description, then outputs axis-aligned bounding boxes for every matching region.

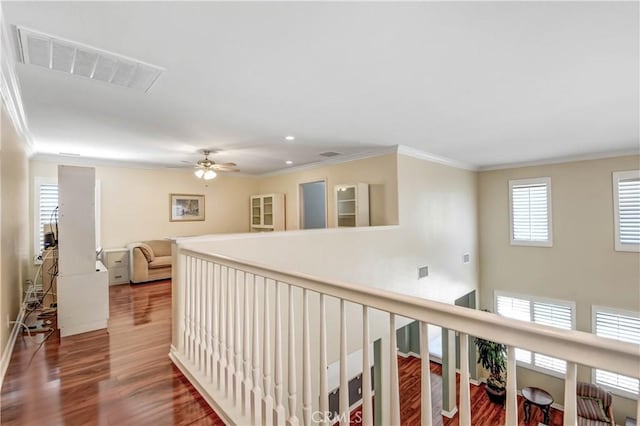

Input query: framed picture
[170,194,205,222]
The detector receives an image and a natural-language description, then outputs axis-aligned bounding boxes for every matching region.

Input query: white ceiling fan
[193,150,239,180]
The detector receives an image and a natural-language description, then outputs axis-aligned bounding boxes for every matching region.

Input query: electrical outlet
[418,266,429,279]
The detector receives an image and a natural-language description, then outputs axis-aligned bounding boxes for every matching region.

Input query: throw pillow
[577,396,609,423]
[137,243,155,262]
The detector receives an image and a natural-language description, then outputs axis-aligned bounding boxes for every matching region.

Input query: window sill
[510,240,553,248]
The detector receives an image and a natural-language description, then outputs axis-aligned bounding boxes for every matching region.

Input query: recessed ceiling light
[285,160,293,165]
[285,135,295,141]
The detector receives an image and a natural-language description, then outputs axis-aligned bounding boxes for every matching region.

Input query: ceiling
[3,1,638,174]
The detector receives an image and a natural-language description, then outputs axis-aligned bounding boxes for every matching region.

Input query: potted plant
[475,336,507,404]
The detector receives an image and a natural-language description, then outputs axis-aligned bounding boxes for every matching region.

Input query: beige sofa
[127,240,172,284]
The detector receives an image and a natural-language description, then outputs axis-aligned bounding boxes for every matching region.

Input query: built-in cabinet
[250,193,285,232]
[335,183,369,227]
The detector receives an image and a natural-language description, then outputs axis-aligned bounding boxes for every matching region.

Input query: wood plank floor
[1,280,224,426]
[2,280,563,425]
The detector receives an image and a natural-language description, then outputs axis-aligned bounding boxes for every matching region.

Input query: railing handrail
[176,246,640,379]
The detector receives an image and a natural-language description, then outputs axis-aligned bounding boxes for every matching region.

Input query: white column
[218,266,227,391]
[273,281,285,426]
[227,268,234,398]
[302,289,312,426]
[563,361,577,426]
[242,272,252,416]
[446,329,456,416]
[234,270,243,406]
[361,306,373,426]
[505,345,518,426]
[419,322,433,426]
[389,314,401,426]
[206,262,214,382]
[183,256,191,360]
[262,278,274,426]
[339,300,349,426]
[459,333,471,426]
[319,294,329,426]
[286,285,299,426]
[212,263,220,385]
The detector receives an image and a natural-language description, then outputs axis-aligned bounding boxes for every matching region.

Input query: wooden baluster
[273,281,285,426]
[319,294,329,426]
[198,259,205,372]
[505,345,518,426]
[183,256,191,361]
[389,313,401,425]
[227,268,235,398]
[286,285,300,426]
[361,306,373,426]
[212,263,220,385]
[219,266,227,393]
[189,257,196,363]
[193,259,200,368]
[201,260,208,374]
[459,332,471,426]
[339,300,348,426]
[564,362,577,426]
[243,272,252,416]
[302,289,311,426]
[234,270,243,406]
[251,274,262,425]
[419,322,433,426]
[262,278,274,426]
[206,262,214,381]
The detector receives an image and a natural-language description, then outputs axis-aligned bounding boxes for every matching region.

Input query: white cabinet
[102,248,130,285]
[335,183,369,227]
[251,193,285,232]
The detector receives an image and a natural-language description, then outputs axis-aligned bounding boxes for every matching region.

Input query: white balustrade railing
[169,245,640,426]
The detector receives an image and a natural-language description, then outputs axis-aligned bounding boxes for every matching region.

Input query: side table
[522,386,553,425]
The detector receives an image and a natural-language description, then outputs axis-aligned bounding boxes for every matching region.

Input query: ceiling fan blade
[216,162,237,167]
[213,166,239,172]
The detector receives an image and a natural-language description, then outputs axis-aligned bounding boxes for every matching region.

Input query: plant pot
[486,385,506,404]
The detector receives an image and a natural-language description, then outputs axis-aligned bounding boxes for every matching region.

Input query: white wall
[478,155,640,423]
[30,160,258,256]
[0,104,30,363]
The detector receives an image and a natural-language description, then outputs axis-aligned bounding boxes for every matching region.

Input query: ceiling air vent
[16,26,164,92]
[319,151,341,158]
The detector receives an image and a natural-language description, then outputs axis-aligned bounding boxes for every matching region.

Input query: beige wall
[30,161,258,254]
[0,105,30,360]
[396,155,479,301]
[478,155,640,422]
[257,154,399,229]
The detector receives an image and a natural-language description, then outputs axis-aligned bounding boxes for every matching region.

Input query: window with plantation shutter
[36,181,59,254]
[593,307,640,396]
[509,177,552,247]
[496,292,574,375]
[613,170,640,252]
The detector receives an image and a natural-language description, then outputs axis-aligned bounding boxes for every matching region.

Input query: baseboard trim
[441,406,458,418]
[0,305,26,390]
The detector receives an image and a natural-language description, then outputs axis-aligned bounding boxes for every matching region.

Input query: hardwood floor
[349,356,563,426]
[1,280,224,426]
[2,281,563,425]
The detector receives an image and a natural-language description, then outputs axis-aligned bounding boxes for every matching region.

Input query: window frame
[591,305,640,398]
[612,170,640,252]
[508,177,553,247]
[495,290,575,379]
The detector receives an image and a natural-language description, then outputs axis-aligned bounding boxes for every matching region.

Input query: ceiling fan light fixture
[194,169,205,178]
[203,170,217,180]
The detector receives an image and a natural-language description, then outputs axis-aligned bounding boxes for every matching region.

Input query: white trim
[0,12,33,153]
[612,170,640,252]
[480,149,640,172]
[441,407,458,418]
[33,176,57,258]
[508,177,553,247]
[397,144,477,171]
[0,305,26,390]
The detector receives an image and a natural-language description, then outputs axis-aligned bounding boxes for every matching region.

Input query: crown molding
[396,145,478,171]
[0,12,32,154]
[479,148,640,172]
[257,145,398,177]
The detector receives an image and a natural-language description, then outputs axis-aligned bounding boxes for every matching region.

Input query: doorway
[299,180,327,229]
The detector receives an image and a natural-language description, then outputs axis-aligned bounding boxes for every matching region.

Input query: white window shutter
[38,183,59,253]
[594,309,640,395]
[617,176,640,246]
[509,177,552,246]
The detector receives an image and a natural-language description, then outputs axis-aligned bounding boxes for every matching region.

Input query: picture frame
[170,194,205,222]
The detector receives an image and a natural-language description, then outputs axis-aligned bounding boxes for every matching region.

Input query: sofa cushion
[149,256,172,269]
[145,240,171,257]
[577,396,609,423]
[137,243,155,262]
